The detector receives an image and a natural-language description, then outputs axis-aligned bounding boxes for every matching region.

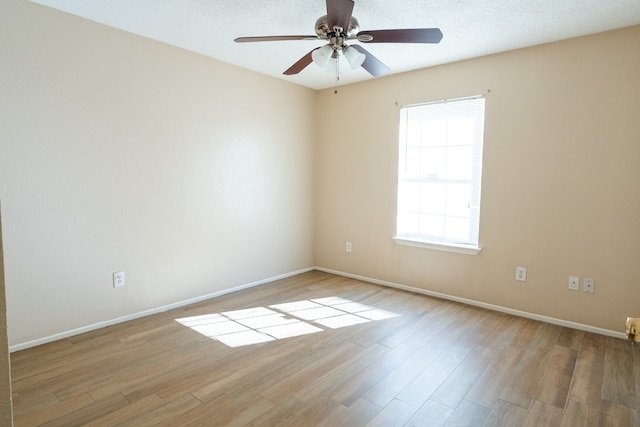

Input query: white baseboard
[12,266,625,352]
[10,267,315,352]
[315,267,627,341]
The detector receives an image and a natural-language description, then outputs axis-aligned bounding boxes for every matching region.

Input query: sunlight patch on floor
[175,296,399,347]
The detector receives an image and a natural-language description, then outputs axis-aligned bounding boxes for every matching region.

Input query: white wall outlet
[346,242,352,253]
[568,275,580,291]
[113,271,125,288]
[515,266,527,282]
[583,278,595,293]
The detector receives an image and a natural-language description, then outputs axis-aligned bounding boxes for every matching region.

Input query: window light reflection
[175,296,399,348]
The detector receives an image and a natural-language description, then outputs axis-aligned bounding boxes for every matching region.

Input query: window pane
[445,184,471,217]
[397,212,419,236]
[406,125,422,148]
[422,119,447,147]
[446,146,473,180]
[403,147,421,178]
[397,182,420,213]
[420,214,444,238]
[447,117,475,146]
[396,96,485,248]
[444,216,470,242]
[420,183,445,215]
[421,147,446,179]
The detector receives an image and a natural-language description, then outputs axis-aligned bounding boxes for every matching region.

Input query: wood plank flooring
[10,270,640,426]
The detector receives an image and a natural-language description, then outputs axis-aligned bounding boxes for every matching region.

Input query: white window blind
[396,96,485,249]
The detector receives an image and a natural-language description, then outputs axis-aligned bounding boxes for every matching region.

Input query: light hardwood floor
[10,271,640,426]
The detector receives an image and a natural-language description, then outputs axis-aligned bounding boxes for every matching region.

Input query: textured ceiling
[31,0,640,90]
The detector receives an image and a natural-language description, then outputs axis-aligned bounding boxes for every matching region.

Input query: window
[395,96,485,254]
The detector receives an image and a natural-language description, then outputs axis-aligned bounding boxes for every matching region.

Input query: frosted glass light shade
[312,45,334,68]
[343,46,366,69]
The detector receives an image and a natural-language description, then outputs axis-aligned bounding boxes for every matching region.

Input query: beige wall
[1,0,639,351]
[315,25,640,333]
[0,0,315,346]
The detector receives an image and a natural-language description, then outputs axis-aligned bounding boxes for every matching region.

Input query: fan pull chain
[334,56,339,94]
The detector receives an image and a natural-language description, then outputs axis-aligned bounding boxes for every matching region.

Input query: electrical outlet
[568,275,579,291]
[113,271,125,288]
[346,242,352,253]
[583,278,595,293]
[515,266,527,282]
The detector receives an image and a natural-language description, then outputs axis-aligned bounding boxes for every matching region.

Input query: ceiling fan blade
[351,45,390,77]
[235,35,319,43]
[357,28,443,43]
[283,49,317,75]
[326,0,354,31]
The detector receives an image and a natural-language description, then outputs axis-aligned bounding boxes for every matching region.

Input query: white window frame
[394,96,485,255]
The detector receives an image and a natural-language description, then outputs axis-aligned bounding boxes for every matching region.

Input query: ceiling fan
[234,0,443,78]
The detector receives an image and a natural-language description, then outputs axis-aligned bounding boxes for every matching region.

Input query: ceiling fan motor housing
[315,15,360,40]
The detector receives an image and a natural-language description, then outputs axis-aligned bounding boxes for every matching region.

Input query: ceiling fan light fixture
[312,44,334,68]
[343,45,366,69]
[235,0,443,79]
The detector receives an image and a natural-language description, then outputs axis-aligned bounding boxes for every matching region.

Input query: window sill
[393,237,482,255]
